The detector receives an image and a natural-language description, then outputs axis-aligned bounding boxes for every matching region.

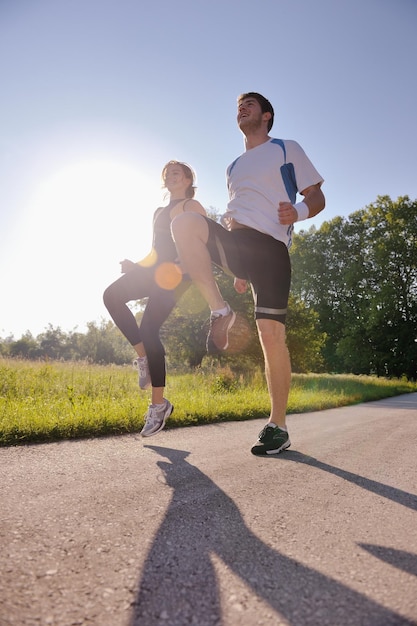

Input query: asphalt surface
[1,393,417,626]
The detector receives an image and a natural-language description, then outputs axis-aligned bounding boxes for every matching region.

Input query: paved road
[1,393,417,626]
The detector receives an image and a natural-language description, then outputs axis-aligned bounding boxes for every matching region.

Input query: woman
[103,161,206,437]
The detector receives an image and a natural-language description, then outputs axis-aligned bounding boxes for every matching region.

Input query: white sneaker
[140,399,173,437]
[133,356,151,390]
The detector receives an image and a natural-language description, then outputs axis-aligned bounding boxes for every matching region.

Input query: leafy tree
[358,196,417,378]
[8,332,41,359]
[37,325,68,360]
[0,335,13,357]
[286,295,326,373]
[291,196,417,379]
[79,320,133,364]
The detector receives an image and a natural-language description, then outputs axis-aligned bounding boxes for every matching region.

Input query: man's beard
[239,112,263,133]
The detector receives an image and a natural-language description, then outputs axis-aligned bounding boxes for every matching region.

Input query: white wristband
[294,201,309,221]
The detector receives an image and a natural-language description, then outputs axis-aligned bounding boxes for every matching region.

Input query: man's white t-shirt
[223,138,324,247]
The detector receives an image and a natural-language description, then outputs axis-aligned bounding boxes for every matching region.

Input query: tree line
[291,195,417,379]
[1,196,416,379]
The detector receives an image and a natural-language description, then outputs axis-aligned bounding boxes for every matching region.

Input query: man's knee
[256,319,286,347]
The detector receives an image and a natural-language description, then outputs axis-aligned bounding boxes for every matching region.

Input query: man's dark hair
[238,92,274,132]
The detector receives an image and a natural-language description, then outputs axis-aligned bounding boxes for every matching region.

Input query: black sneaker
[206,304,236,353]
[251,424,291,456]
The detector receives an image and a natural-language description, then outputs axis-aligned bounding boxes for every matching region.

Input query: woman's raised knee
[103,284,121,311]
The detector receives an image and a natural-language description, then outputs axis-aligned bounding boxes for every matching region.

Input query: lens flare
[155,262,183,290]
[138,249,158,268]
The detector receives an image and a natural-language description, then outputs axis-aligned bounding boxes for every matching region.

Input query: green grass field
[1,358,416,446]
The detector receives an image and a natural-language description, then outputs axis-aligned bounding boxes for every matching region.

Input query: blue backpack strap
[271,138,287,162]
[272,138,297,204]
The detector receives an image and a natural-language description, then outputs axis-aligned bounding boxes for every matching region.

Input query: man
[171,92,325,455]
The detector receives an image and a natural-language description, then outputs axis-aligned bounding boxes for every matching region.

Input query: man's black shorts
[204,217,291,324]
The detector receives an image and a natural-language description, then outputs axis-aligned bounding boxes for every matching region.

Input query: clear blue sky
[1,0,416,338]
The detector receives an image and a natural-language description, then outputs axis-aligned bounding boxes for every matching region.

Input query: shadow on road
[129,445,413,626]
[279,450,417,512]
[359,544,417,578]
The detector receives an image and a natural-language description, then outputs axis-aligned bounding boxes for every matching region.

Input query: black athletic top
[152,198,189,264]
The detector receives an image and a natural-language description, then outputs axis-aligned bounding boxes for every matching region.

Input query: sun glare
[9,158,162,336]
[37,159,156,242]
[30,158,161,260]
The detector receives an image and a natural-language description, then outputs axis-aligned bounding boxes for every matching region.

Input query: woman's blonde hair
[161,160,196,198]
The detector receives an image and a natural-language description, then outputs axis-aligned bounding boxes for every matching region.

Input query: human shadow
[277,450,417,512]
[359,544,417,578]
[129,446,414,626]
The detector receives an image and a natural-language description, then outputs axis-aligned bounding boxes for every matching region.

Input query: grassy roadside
[1,358,416,446]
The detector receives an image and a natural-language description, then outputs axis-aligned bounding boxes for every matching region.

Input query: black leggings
[103,264,190,388]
